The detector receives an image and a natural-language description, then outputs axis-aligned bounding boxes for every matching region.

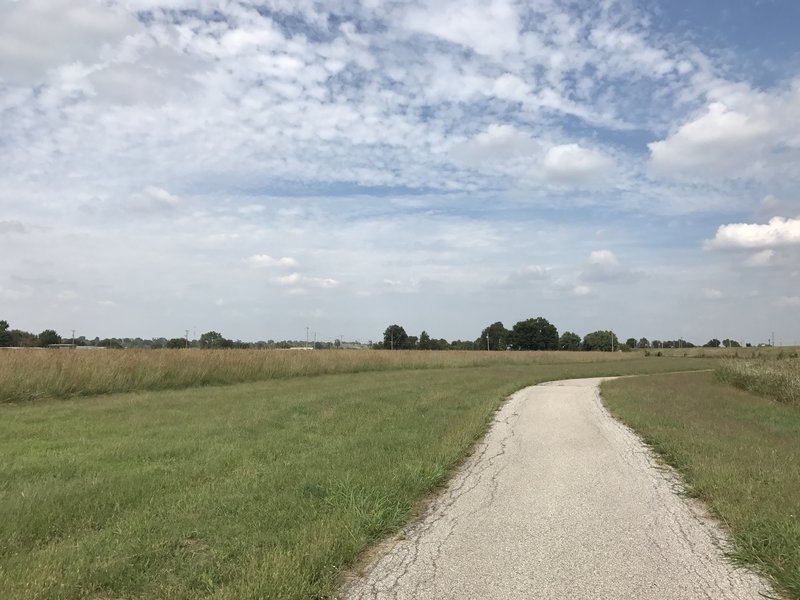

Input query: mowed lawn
[602,371,800,599]
[2,358,711,600]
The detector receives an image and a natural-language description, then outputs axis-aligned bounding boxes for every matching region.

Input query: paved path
[344,378,771,599]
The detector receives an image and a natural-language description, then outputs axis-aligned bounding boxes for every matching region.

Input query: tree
[166,337,187,349]
[625,338,637,349]
[721,339,741,348]
[477,321,509,351]
[582,330,619,352]
[637,337,650,349]
[199,331,232,349]
[509,317,558,351]
[383,324,408,350]
[38,329,61,346]
[704,339,721,348]
[418,330,432,350]
[559,331,581,351]
[0,320,11,347]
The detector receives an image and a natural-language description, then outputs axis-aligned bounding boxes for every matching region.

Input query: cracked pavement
[343,377,773,599]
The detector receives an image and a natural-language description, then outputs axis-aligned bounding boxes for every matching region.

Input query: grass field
[1,348,646,404]
[717,357,800,407]
[602,371,800,599]
[0,355,714,600]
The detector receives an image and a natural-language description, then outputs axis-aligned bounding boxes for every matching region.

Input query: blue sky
[1,0,799,345]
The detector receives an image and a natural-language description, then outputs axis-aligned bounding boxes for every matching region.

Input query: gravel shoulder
[343,377,773,599]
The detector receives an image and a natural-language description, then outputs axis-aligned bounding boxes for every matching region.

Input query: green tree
[625,337,637,349]
[38,329,62,346]
[0,320,11,347]
[509,317,558,350]
[582,330,619,352]
[418,331,432,350]
[721,339,741,348]
[199,331,232,349]
[704,338,721,348]
[637,337,650,349]
[558,331,581,351]
[165,338,187,349]
[383,325,408,350]
[477,321,510,351]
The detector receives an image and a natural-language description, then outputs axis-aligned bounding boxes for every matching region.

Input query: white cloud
[589,250,618,267]
[582,250,644,284]
[248,255,298,269]
[777,296,800,308]
[573,285,592,296]
[403,0,520,59]
[649,82,800,179]
[0,0,141,83]
[536,144,615,186]
[277,273,339,289]
[743,249,774,267]
[705,217,800,249]
[702,288,723,300]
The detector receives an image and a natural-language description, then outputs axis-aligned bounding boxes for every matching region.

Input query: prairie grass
[2,348,644,404]
[716,357,800,407]
[602,371,800,599]
[0,357,713,600]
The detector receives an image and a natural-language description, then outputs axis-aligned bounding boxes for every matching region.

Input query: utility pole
[185,330,189,348]
[71,329,76,348]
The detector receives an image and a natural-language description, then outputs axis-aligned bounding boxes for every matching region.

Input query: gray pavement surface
[343,377,772,599]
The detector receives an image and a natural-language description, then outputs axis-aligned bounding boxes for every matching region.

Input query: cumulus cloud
[277,273,339,289]
[743,249,775,267]
[705,217,800,249]
[248,255,298,269]
[581,250,644,283]
[535,144,615,186]
[649,82,800,179]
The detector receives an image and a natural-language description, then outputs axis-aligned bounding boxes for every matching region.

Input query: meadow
[1,348,643,404]
[0,351,714,599]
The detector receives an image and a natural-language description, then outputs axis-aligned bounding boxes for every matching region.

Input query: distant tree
[559,331,581,351]
[9,329,38,347]
[721,339,741,348]
[383,324,408,350]
[418,330,432,350]
[99,338,125,349]
[704,339,721,348]
[407,335,418,349]
[637,337,650,349]
[165,337,187,349]
[582,330,619,352]
[625,338,637,349]
[38,329,62,346]
[0,320,11,347]
[478,321,510,351]
[450,340,475,350]
[199,331,232,349]
[509,317,558,351]
[651,340,662,349]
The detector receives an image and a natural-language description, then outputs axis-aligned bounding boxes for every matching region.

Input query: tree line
[381,319,623,351]
[1,318,750,351]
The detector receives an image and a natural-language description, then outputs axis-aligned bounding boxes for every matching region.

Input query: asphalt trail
[344,377,772,599]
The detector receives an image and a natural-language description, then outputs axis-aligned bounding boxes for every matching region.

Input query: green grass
[0,357,712,599]
[602,371,800,599]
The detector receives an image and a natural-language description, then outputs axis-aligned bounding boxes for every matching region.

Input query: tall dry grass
[717,357,800,407]
[0,348,637,403]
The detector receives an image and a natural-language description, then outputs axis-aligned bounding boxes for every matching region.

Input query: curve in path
[343,377,772,600]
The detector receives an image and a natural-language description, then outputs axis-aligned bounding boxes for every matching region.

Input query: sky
[1,0,799,346]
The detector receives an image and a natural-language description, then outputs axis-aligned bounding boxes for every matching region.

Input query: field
[602,370,800,599]
[0,351,714,599]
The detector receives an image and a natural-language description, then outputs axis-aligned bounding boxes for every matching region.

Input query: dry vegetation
[0,348,639,403]
[717,356,800,406]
